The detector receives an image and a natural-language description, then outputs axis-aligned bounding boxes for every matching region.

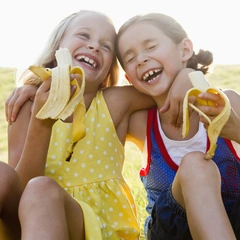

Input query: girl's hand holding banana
[182,71,231,160]
[199,91,240,144]
[29,48,86,147]
[197,91,225,128]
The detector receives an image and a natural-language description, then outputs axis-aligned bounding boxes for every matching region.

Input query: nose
[137,54,148,67]
[87,41,100,53]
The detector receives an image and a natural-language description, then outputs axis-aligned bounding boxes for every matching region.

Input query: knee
[0,162,23,195]
[19,176,62,211]
[178,151,221,186]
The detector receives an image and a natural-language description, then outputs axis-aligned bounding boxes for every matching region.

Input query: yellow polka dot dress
[45,91,140,239]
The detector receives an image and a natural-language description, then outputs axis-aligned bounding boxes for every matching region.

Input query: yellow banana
[29,48,86,149]
[182,71,231,160]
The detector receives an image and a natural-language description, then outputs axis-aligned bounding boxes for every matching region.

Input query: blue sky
[1,0,239,68]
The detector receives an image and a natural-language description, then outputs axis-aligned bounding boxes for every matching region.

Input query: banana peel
[182,71,231,160]
[29,48,86,159]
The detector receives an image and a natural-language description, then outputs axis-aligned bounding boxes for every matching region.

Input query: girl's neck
[152,95,167,112]
[83,83,102,110]
[83,90,98,110]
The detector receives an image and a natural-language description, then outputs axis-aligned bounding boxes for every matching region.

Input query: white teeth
[143,69,161,81]
[76,55,97,68]
[144,73,149,80]
[147,76,158,82]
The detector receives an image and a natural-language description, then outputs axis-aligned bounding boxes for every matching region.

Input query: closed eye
[127,57,134,63]
[125,56,135,63]
[102,43,112,52]
[125,54,135,64]
[147,45,157,50]
[78,33,90,39]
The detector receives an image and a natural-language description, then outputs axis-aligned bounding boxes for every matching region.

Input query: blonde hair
[19,10,119,88]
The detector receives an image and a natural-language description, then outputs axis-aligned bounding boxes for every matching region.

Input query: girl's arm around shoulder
[6,84,38,124]
[8,80,55,185]
[102,85,155,145]
[8,100,32,168]
[126,109,149,151]
[103,85,155,126]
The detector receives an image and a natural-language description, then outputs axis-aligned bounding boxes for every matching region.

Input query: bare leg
[172,151,236,240]
[0,161,23,240]
[19,176,85,240]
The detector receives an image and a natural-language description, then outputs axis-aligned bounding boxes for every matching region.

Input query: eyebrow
[122,49,133,60]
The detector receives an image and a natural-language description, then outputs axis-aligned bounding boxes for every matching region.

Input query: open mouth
[142,68,162,82]
[76,55,98,69]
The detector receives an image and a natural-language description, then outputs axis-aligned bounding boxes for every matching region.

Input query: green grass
[0,65,240,239]
[207,65,240,93]
[0,67,16,162]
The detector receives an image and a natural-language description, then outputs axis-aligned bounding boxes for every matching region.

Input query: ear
[180,38,193,62]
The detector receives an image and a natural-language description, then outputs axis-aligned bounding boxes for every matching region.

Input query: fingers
[159,95,170,114]
[5,88,32,124]
[70,84,77,97]
[198,92,224,107]
[71,73,82,85]
[169,101,181,128]
[5,90,16,124]
[163,68,194,129]
[198,104,223,117]
[199,114,210,131]
[197,92,225,118]
[69,74,80,98]
[37,78,51,93]
[5,85,39,124]
[175,101,184,128]
[199,113,209,124]
[161,95,184,129]
[34,79,51,105]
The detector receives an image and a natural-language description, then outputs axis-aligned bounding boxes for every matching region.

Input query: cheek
[101,54,114,78]
[105,55,114,71]
[124,66,136,80]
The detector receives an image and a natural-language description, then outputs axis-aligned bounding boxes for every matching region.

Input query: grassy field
[0,65,240,239]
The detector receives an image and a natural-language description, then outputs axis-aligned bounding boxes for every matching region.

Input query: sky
[0,0,239,69]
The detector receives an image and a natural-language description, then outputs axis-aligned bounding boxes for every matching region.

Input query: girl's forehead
[71,13,115,32]
[120,22,162,44]
[126,22,160,35]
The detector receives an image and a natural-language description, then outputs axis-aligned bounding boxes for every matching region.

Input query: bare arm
[5,76,77,124]
[8,100,32,168]
[8,80,55,186]
[5,84,38,124]
[103,85,155,145]
[105,69,194,149]
[127,110,148,151]
[126,68,195,151]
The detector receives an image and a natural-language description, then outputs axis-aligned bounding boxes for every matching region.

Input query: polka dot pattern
[45,91,139,239]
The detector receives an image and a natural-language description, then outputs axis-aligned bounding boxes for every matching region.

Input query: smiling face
[59,12,117,88]
[118,20,192,99]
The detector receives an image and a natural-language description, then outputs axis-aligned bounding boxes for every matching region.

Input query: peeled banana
[182,71,231,160]
[29,47,86,147]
